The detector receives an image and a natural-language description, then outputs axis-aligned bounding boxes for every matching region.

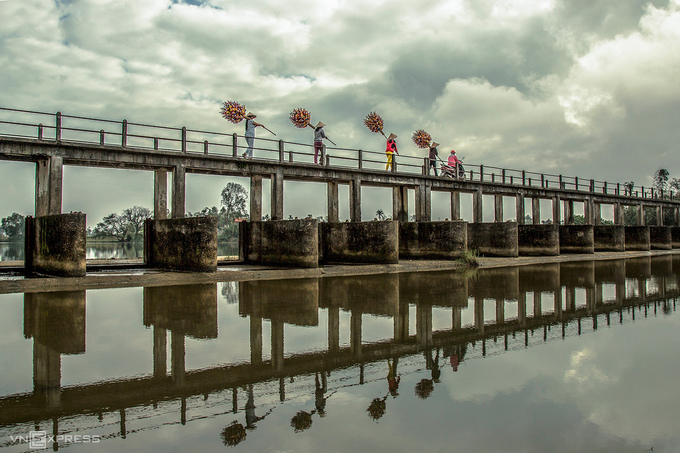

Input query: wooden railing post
[522,170,526,186]
[358,149,363,170]
[100,129,105,145]
[574,176,579,191]
[502,169,506,184]
[203,140,209,154]
[181,127,187,153]
[424,157,429,176]
[480,164,484,182]
[541,174,545,188]
[38,123,43,140]
[279,139,285,162]
[589,179,594,193]
[154,138,159,150]
[232,133,238,157]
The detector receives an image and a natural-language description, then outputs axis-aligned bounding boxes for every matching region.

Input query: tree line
[0,182,250,242]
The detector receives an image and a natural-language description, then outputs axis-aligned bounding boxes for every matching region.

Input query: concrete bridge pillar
[614,202,624,225]
[394,299,409,341]
[637,204,644,226]
[584,198,594,225]
[452,306,462,330]
[416,304,433,348]
[172,165,186,218]
[594,202,602,225]
[393,186,409,222]
[516,193,525,224]
[154,169,168,220]
[250,175,263,221]
[451,191,461,220]
[271,170,284,220]
[518,292,527,327]
[532,198,540,225]
[657,206,663,226]
[495,298,505,324]
[473,189,483,223]
[494,195,503,222]
[350,177,361,222]
[327,181,339,223]
[552,196,561,225]
[565,200,574,224]
[415,182,431,221]
[533,292,542,318]
[474,297,484,334]
[35,156,63,217]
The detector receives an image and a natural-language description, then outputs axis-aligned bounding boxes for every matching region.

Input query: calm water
[0,242,239,261]
[1,257,680,452]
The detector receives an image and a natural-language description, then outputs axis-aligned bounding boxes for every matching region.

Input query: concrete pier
[559,225,595,254]
[146,216,218,272]
[517,224,559,256]
[467,222,518,257]
[672,227,680,249]
[649,226,672,250]
[241,219,318,268]
[321,221,398,264]
[625,226,651,251]
[594,225,625,252]
[399,221,467,259]
[24,213,86,277]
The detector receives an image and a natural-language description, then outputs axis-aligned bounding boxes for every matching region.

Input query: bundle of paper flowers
[221,422,246,446]
[289,108,312,128]
[364,111,386,137]
[412,129,432,149]
[220,100,246,124]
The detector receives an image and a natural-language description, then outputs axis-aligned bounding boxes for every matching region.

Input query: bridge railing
[0,107,672,200]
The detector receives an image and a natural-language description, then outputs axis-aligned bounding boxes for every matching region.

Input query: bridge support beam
[350,177,361,222]
[594,202,601,225]
[637,204,644,226]
[516,193,525,224]
[35,156,63,217]
[250,175,263,221]
[473,189,483,223]
[532,198,540,224]
[564,200,574,224]
[241,219,318,268]
[451,191,460,221]
[271,170,284,220]
[614,202,624,225]
[552,196,561,225]
[494,195,503,222]
[154,169,168,220]
[393,186,409,222]
[415,182,431,222]
[172,165,186,218]
[327,181,339,223]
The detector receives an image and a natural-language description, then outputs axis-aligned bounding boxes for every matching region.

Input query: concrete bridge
[0,256,677,440]
[2,108,680,275]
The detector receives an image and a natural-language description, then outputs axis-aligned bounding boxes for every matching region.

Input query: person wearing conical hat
[385,133,398,171]
[243,112,263,159]
[313,121,329,165]
[428,141,440,176]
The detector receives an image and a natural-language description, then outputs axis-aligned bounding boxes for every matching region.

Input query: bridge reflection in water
[2,256,679,448]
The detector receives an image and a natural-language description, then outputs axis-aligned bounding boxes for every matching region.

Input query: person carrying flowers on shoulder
[242,112,263,159]
[385,133,398,171]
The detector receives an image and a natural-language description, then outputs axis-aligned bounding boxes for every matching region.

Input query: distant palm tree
[654,168,669,192]
[375,209,386,221]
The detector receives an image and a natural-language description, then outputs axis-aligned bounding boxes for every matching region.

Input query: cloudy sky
[1,0,680,225]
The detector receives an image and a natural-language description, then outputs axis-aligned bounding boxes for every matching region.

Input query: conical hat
[431,142,439,148]
[245,112,257,119]
[388,133,397,140]
[315,121,326,128]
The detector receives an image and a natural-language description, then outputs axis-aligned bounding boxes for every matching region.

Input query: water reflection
[1,256,679,451]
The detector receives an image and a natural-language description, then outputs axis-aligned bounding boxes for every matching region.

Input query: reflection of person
[245,384,272,430]
[444,344,466,371]
[313,121,328,165]
[425,348,441,382]
[385,133,398,171]
[428,142,439,176]
[242,112,263,159]
[387,358,400,397]
[315,371,329,416]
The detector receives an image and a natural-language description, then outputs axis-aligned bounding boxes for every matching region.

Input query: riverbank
[1,249,678,295]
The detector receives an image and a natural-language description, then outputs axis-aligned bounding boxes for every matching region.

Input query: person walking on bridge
[385,133,398,171]
[428,142,439,176]
[313,121,330,165]
[242,112,263,159]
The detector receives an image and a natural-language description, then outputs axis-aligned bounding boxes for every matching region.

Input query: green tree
[653,168,669,192]
[221,182,248,221]
[94,213,129,241]
[1,213,25,242]
[375,209,386,221]
[121,206,151,240]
